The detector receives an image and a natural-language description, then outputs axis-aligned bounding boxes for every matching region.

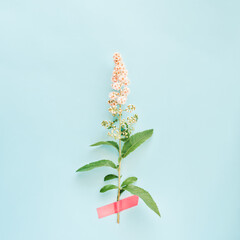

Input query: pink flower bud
[117,96,127,105]
[112,82,121,91]
[123,78,130,86]
[112,75,118,83]
[118,75,126,83]
[109,91,118,100]
[122,86,130,95]
[108,100,117,107]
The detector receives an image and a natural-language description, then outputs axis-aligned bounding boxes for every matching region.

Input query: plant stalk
[117,106,122,224]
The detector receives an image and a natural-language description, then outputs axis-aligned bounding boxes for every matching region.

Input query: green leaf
[121,177,138,187]
[90,141,119,151]
[123,185,160,217]
[100,184,118,193]
[76,160,117,172]
[104,174,118,181]
[121,129,153,158]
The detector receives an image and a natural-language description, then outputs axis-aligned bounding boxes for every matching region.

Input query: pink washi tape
[97,195,139,219]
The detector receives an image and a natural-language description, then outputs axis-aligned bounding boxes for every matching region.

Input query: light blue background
[0,0,240,239]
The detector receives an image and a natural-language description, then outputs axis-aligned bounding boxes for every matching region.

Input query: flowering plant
[76,53,160,223]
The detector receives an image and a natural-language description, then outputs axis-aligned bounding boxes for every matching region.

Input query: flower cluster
[101,119,117,129]
[125,104,136,113]
[101,120,120,139]
[102,53,138,140]
[120,114,138,139]
[101,114,138,140]
[108,53,130,108]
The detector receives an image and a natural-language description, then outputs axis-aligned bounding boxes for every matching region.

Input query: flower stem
[117,106,122,224]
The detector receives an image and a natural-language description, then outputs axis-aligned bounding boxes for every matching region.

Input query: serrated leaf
[100,184,118,193]
[123,185,160,216]
[90,141,119,151]
[76,160,117,172]
[121,129,153,158]
[104,174,118,181]
[121,177,138,187]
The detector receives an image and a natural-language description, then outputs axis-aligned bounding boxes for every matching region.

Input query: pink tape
[97,195,139,219]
